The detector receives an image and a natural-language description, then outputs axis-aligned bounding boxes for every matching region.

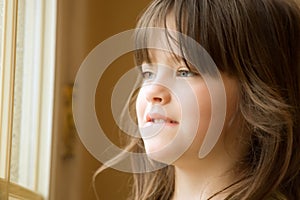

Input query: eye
[140,63,156,80]
[176,68,196,77]
[142,71,155,80]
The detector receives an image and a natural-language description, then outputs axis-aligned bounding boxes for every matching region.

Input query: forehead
[146,49,184,65]
[147,49,169,61]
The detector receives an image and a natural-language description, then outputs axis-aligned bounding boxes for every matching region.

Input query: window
[0,0,3,66]
[0,0,57,199]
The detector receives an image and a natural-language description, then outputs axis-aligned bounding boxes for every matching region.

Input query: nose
[144,84,171,105]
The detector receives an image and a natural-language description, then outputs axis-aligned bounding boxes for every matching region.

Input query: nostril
[144,85,171,105]
[153,97,162,102]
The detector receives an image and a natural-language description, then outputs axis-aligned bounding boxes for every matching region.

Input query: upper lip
[146,113,179,124]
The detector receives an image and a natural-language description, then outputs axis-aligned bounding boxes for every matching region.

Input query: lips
[146,113,179,126]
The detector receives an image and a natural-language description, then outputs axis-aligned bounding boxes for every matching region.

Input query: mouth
[145,113,179,126]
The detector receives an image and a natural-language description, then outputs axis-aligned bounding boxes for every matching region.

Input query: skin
[136,49,244,199]
[135,10,246,199]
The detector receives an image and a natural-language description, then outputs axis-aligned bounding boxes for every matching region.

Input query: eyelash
[141,68,198,80]
[176,69,197,77]
[141,71,155,79]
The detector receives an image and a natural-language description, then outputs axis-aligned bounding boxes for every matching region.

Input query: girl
[95,0,300,199]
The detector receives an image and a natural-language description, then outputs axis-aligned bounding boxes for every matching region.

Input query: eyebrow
[146,50,192,69]
[147,50,184,62]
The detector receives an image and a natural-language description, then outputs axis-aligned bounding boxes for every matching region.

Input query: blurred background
[0,0,150,199]
[53,0,150,199]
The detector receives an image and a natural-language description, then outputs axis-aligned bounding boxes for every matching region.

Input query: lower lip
[144,121,179,127]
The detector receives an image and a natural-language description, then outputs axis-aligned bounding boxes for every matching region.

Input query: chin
[143,138,194,165]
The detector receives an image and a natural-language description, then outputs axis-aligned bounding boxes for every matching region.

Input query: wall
[50,1,151,199]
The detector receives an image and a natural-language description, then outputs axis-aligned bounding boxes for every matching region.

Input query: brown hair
[128,0,300,199]
[93,0,300,199]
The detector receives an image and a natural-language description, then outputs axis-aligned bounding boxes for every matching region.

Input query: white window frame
[0,0,57,199]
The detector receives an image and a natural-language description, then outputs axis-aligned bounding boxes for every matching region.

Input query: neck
[172,151,237,200]
[171,116,246,200]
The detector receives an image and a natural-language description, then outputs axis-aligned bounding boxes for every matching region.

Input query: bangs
[134,0,178,66]
[134,0,226,77]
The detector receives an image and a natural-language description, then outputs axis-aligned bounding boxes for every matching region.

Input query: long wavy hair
[94,0,300,199]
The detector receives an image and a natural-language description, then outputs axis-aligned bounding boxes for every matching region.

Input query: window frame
[0,0,57,199]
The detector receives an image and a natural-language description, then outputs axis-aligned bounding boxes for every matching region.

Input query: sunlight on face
[136,49,240,164]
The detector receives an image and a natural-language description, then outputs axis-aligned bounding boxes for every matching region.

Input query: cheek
[193,83,212,129]
[188,85,212,148]
[135,90,146,124]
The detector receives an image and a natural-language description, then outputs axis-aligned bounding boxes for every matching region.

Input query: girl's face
[136,49,240,164]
